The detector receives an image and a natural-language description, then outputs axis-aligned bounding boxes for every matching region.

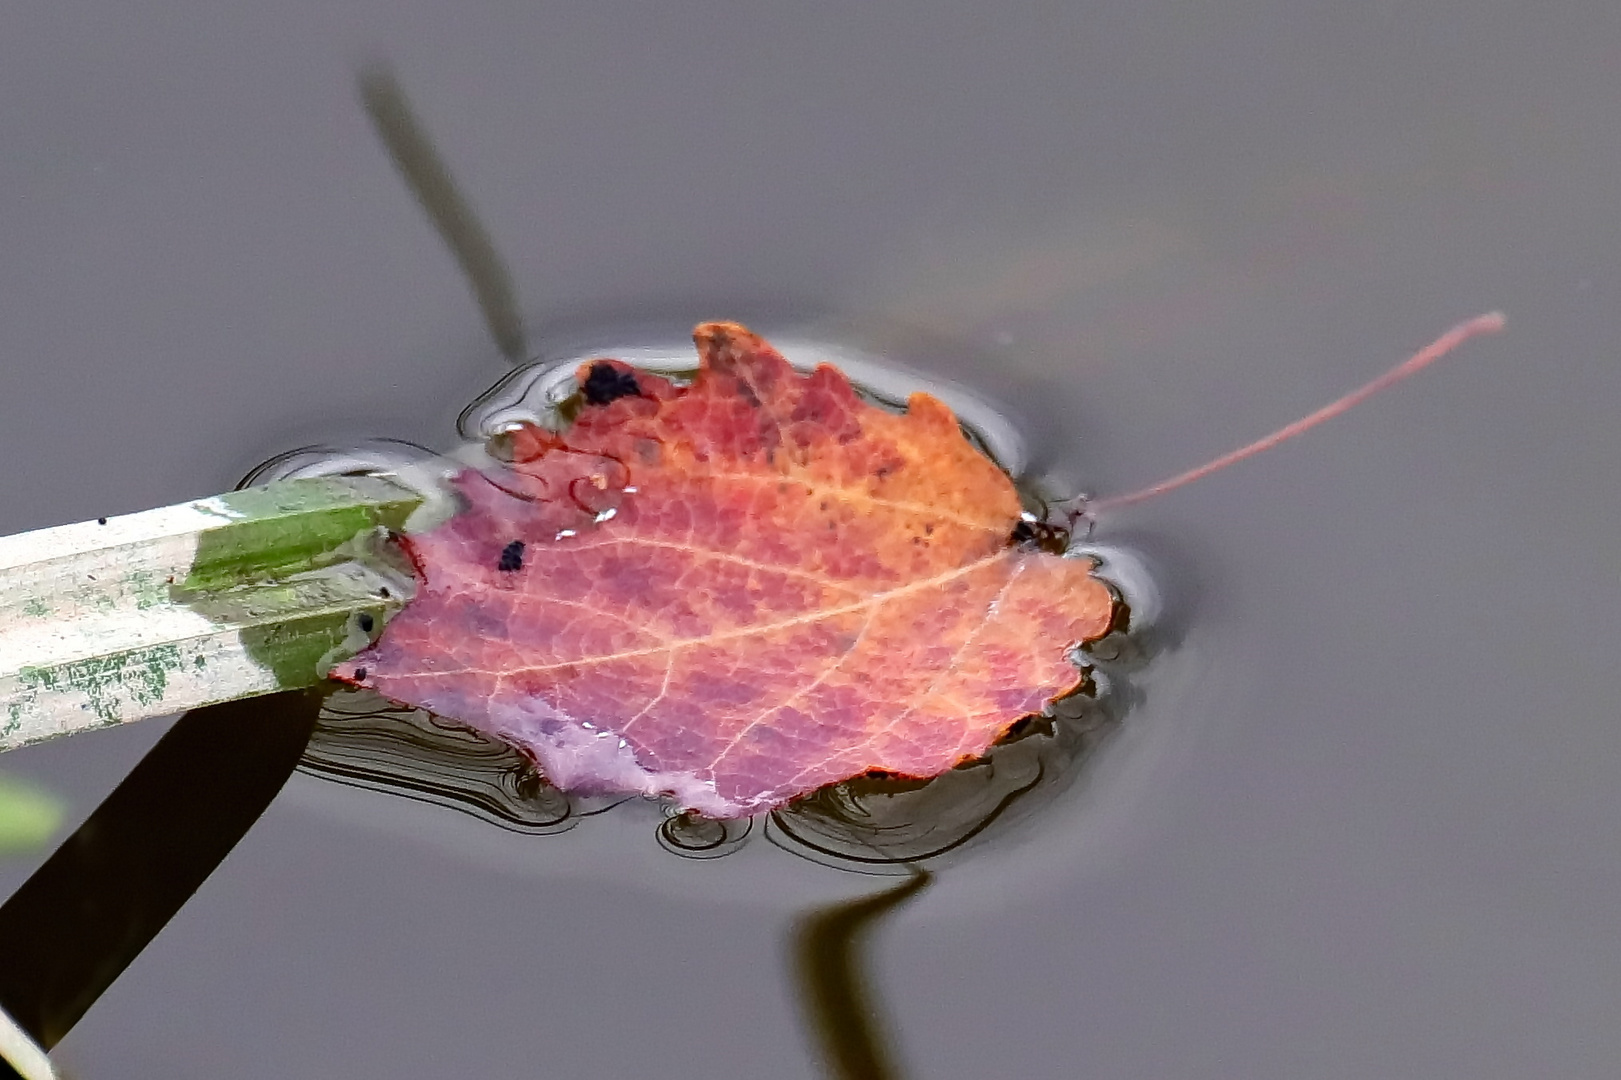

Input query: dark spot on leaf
[582,362,641,405]
[97,517,107,525]
[354,667,368,681]
[497,539,526,572]
[357,613,374,633]
[379,586,391,599]
[1011,518,1070,555]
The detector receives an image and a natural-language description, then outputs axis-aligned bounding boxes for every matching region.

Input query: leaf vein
[395,552,1010,681]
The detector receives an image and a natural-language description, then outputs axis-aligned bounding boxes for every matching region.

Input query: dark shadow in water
[791,869,932,1080]
[299,689,633,832]
[0,690,321,1050]
[358,63,529,365]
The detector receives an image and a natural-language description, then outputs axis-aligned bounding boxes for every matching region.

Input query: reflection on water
[357,64,528,366]
[301,690,627,835]
[767,690,1118,871]
[657,809,753,858]
[791,869,932,1080]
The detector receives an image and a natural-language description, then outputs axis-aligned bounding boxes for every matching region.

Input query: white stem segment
[0,476,420,752]
[0,1002,56,1080]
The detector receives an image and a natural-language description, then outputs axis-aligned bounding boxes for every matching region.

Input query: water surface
[1,3,1618,1077]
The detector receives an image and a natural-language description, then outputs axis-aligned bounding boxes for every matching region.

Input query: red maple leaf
[333,323,1116,817]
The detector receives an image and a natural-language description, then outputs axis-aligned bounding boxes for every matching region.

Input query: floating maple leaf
[333,323,1115,817]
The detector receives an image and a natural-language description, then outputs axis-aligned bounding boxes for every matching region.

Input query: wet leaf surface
[335,324,1114,816]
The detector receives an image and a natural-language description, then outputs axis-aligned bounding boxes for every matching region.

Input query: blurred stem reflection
[357,64,528,365]
[791,868,932,1080]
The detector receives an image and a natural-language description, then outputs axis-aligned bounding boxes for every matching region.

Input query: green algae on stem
[0,476,419,751]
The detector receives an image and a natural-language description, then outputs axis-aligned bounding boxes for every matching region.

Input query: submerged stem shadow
[0,690,321,1051]
[791,869,932,1080]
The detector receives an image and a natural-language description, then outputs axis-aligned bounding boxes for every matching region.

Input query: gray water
[2,3,1619,1078]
